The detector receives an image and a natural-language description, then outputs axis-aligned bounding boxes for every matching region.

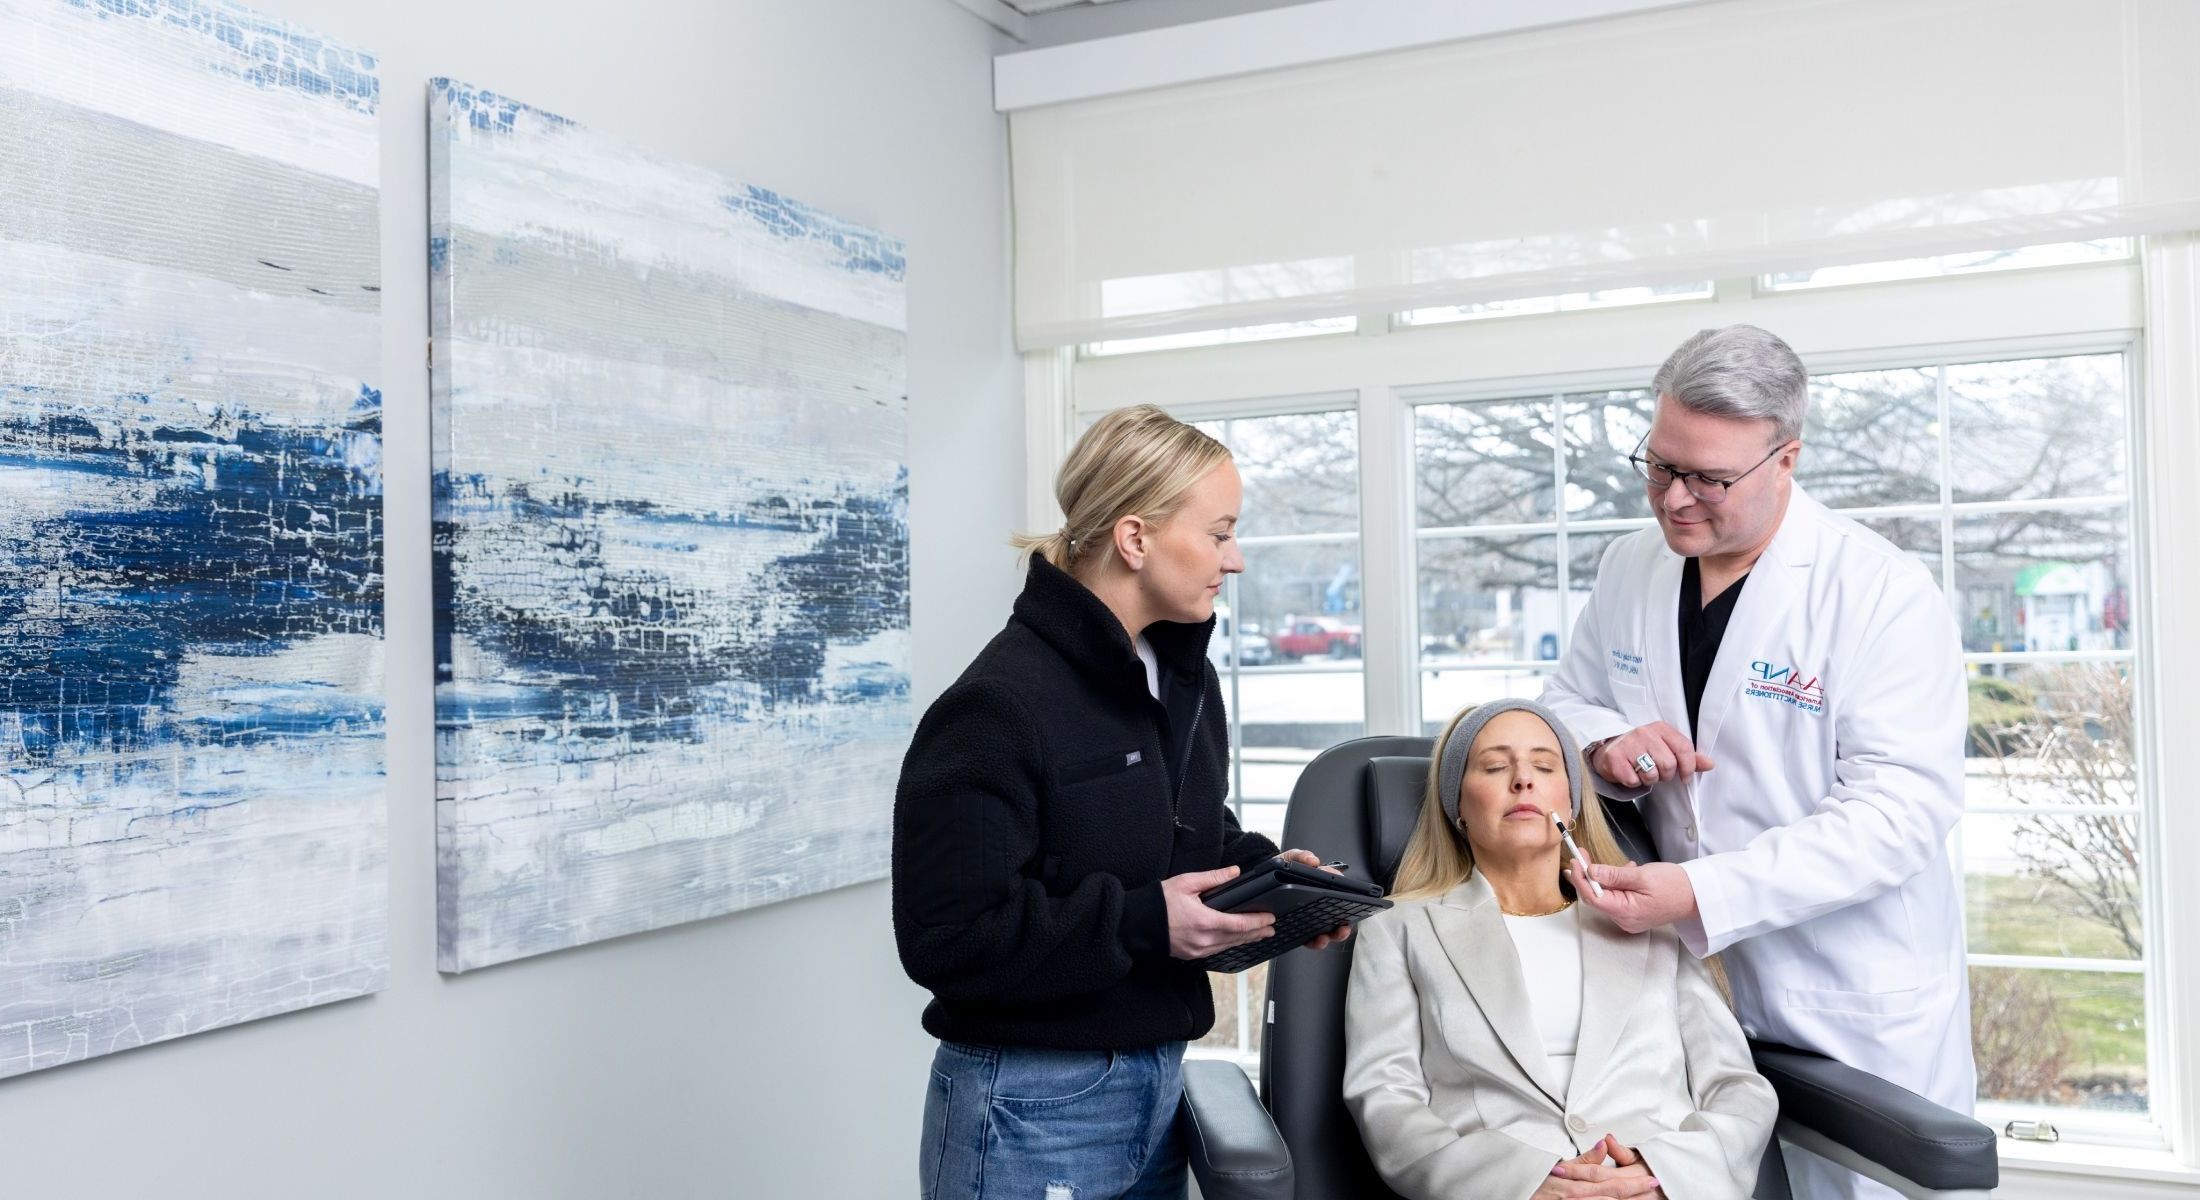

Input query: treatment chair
[1177,735,2000,1200]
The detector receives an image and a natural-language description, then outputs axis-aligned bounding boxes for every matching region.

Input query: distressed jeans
[919,1039,1189,1200]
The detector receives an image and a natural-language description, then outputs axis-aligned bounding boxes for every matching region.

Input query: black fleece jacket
[891,556,1280,1050]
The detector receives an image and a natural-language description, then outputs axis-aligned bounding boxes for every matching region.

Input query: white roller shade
[1009,0,2200,349]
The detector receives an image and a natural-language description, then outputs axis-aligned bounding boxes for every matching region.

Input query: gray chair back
[1258,735,1426,1200]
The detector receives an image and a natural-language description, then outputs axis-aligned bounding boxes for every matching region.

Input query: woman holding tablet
[1343,698,1775,1200]
[893,404,1349,1200]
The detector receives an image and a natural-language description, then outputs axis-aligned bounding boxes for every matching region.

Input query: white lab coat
[1542,485,1976,1198]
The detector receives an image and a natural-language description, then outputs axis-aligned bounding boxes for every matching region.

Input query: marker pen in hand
[1551,812,1604,898]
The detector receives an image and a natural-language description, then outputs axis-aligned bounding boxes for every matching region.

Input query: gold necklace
[1499,898,1576,918]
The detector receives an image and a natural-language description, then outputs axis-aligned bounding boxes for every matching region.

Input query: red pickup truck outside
[1270,617,1363,660]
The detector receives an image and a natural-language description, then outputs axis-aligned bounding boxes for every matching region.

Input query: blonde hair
[1012,404,1233,573]
[1390,703,1629,904]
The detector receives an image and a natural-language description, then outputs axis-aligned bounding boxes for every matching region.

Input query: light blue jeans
[919,1039,1189,1200]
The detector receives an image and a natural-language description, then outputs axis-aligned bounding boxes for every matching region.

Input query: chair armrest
[1751,1042,1998,1195]
[1179,1058,1294,1200]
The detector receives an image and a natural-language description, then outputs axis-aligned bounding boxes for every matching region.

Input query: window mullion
[1968,953,2145,975]
[1939,361,1968,944]
[1551,392,1570,657]
[1360,382,1415,736]
[1223,418,1250,1065]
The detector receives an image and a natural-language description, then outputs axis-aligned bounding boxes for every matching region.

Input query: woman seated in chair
[1344,698,1775,1200]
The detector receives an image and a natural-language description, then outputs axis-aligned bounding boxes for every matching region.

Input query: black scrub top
[1679,557,1749,738]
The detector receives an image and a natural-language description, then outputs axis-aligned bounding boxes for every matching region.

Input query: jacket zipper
[1169,676,1206,831]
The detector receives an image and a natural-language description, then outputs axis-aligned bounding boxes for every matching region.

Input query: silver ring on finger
[1634,752,1658,777]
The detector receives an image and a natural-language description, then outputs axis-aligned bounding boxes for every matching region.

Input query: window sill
[1995,1139,2200,1198]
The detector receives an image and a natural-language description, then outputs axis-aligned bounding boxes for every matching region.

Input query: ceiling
[993,0,1325,47]
[1001,0,1123,12]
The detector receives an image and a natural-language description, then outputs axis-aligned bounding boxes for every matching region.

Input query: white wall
[0,1,1020,1195]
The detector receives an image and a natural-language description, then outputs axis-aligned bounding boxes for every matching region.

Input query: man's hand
[1592,721,1714,789]
[1572,860,1698,935]
[1279,849,1354,950]
[1164,866,1276,959]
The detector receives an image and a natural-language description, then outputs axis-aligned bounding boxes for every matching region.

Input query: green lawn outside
[1966,872,2137,960]
[1966,872,2145,1102]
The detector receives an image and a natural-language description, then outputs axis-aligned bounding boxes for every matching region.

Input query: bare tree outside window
[1967,665,2146,1112]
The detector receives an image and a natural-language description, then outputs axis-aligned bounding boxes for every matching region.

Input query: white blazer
[1343,875,1775,1200]
[1540,485,1976,1115]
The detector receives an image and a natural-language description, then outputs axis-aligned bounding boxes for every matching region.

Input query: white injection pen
[1552,811,1605,898]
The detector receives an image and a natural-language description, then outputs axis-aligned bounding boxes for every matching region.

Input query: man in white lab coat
[1542,325,1975,1200]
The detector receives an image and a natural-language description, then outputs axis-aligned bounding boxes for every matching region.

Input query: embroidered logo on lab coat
[1609,648,1644,676]
[1744,660,1825,715]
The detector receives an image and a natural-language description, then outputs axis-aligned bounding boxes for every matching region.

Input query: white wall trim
[1022,348,1076,532]
[993,0,1716,111]
[1995,1169,2200,1200]
[2137,232,2200,1170]
[1994,1141,2200,1199]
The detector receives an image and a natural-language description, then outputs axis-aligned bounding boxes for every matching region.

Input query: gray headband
[1435,698,1585,828]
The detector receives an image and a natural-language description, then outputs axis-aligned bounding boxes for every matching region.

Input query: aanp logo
[1744,660,1825,715]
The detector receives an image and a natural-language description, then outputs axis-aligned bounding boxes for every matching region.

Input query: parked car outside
[1209,611,1275,667]
[1271,616,1362,660]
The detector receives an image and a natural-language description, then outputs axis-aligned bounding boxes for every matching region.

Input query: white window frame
[1034,246,2200,1190]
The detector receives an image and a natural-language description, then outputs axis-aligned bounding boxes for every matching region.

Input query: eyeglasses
[1627,435,1790,503]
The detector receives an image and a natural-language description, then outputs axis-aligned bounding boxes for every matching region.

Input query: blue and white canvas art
[0,0,385,1077]
[428,80,909,972]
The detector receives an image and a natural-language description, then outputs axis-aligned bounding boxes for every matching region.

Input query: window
[1086,259,1360,355]
[1411,388,1656,727]
[1064,242,2170,1159]
[1794,352,2148,1128]
[1761,239,2133,292]
[1398,281,1713,327]
[1084,316,1357,357]
[1188,406,1364,1061]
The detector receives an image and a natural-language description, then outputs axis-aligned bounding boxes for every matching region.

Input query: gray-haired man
[1543,325,1975,1200]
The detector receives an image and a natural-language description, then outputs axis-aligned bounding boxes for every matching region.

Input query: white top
[1133,635,1161,701]
[1502,903,1584,1097]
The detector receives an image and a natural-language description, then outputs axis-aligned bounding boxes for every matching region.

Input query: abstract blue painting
[0,0,385,1077]
[428,80,909,972]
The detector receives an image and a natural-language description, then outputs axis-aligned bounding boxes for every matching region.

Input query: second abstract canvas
[429,80,910,972]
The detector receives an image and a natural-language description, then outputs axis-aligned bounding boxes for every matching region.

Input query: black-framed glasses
[1627,434,1790,503]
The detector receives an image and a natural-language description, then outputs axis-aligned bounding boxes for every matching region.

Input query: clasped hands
[1532,1134,1664,1199]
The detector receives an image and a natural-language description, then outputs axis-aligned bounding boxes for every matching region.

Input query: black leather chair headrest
[1364,756,1431,890]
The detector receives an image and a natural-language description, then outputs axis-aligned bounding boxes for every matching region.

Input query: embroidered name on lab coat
[1744,660,1825,715]
[1609,648,1644,676]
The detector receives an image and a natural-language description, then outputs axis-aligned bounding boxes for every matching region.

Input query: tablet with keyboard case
[1190,856,1393,974]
